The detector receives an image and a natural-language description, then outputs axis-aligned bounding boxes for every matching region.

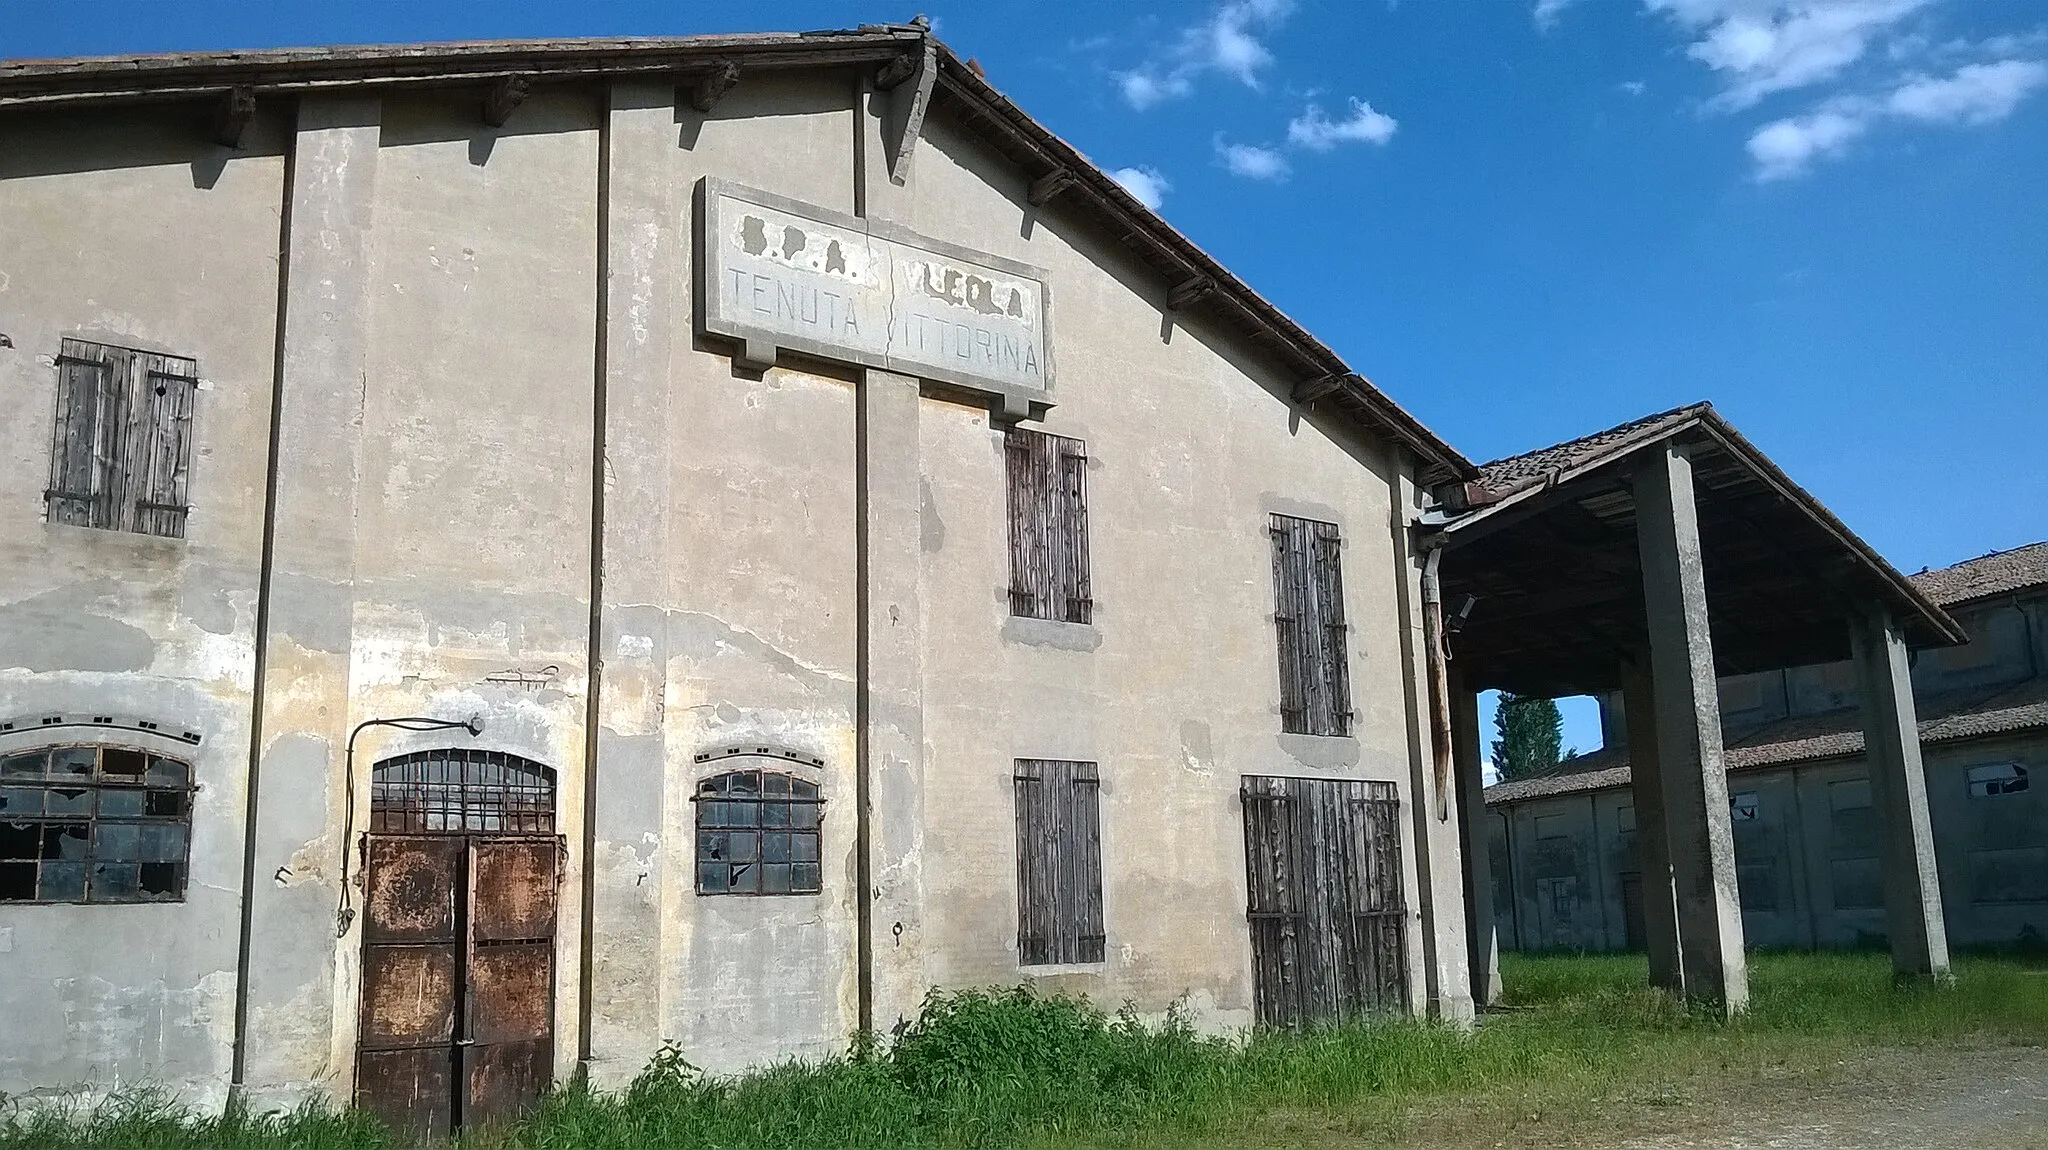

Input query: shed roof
[0,28,1473,484]
[1909,542,2048,608]
[1431,403,1964,696]
[1485,673,2048,805]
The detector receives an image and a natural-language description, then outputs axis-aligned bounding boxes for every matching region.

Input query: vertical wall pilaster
[1392,474,1473,1025]
[859,368,926,1036]
[581,81,680,1085]
[1632,444,1747,1016]
[238,96,381,1103]
[1851,606,1951,980]
[1621,655,1685,993]
[1449,672,1499,1007]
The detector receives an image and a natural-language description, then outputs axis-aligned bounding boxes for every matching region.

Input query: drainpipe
[1421,543,1455,822]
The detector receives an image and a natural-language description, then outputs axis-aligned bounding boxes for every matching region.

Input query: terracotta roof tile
[1908,542,2048,607]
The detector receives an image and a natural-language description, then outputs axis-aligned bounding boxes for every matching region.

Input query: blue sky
[10,1,2046,760]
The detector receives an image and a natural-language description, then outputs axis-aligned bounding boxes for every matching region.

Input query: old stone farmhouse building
[0,23,1983,1139]
[0,26,1487,1135]
[1484,541,2048,954]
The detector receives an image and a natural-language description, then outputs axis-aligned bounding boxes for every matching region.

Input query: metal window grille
[1269,514,1353,736]
[45,338,198,539]
[0,745,196,903]
[1005,427,1092,624]
[694,769,822,895]
[1013,759,1106,965]
[369,749,556,834]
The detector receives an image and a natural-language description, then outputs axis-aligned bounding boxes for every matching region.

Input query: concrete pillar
[858,368,926,1038]
[238,97,381,1102]
[1621,655,1684,994]
[581,81,683,1085]
[1632,444,1748,1016]
[1450,672,1501,1007]
[1850,606,1951,980]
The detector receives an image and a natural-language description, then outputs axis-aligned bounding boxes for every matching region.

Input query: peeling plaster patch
[670,611,852,690]
[617,633,654,659]
[999,615,1102,652]
[0,926,12,953]
[920,478,946,553]
[1180,720,1214,774]
[178,580,239,636]
[0,592,155,673]
[1276,733,1362,770]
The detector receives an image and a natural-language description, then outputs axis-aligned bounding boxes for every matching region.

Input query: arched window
[370,749,555,834]
[0,745,195,903]
[694,770,821,895]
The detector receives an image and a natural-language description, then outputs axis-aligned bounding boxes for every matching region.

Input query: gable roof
[1909,542,2048,608]
[0,26,1474,484]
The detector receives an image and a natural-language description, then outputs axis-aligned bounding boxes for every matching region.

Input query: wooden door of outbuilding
[355,835,558,1138]
[1240,776,1407,1027]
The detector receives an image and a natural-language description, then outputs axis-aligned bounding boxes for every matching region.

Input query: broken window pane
[0,745,195,903]
[694,767,823,896]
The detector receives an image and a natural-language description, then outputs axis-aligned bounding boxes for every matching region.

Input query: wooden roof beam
[482,75,529,127]
[690,59,740,112]
[211,84,254,147]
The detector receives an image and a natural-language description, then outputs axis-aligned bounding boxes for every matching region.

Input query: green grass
[5,951,2044,1149]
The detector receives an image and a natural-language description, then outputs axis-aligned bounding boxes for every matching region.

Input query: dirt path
[1525,1044,2048,1150]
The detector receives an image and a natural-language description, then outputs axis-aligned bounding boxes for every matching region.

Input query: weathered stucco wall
[0,100,285,1107]
[0,62,1461,1108]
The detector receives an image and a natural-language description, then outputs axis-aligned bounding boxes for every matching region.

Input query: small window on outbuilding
[0,745,195,903]
[1269,513,1352,736]
[694,770,822,895]
[45,338,199,538]
[1967,762,2029,798]
[1013,758,1105,966]
[1005,426,1092,624]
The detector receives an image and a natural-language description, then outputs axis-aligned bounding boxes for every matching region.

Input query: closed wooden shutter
[45,338,196,538]
[1269,514,1352,735]
[1013,759,1106,965]
[1005,428,1092,624]
[1241,775,1406,1027]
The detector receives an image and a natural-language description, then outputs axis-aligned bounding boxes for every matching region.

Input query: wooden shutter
[44,339,196,538]
[1241,776,1406,1027]
[1269,515,1352,736]
[1006,428,1092,624]
[1013,759,1105,965]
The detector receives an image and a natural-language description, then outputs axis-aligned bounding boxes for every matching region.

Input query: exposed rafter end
[874,52,919,91]
[690,59,741,113]
[482,75,530,128]
[1027,167,1075,206]
[211,85,255,148]
[1166,274,1215,311]
[1291,374,1345,405]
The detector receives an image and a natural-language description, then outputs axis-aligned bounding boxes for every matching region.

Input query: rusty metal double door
[356,834,559,1139]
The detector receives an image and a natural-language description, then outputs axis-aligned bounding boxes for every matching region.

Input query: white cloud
[1886,58,2048,123]
[1109,166,1172,209]
[1115,0,1295,109]
[1745,57,2046,179]
[1621,79,1650,95]
[1534,0,1582,31]
[1645,0,1931,109]
[1747,105,1869,178]
[1217,140,1292,180]
[1287,98,1399,149]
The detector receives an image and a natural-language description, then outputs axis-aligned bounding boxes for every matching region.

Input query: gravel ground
[1570,1044,2048,1150]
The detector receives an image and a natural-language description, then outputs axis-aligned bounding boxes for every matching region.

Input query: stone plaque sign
[697,179,1053,405]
